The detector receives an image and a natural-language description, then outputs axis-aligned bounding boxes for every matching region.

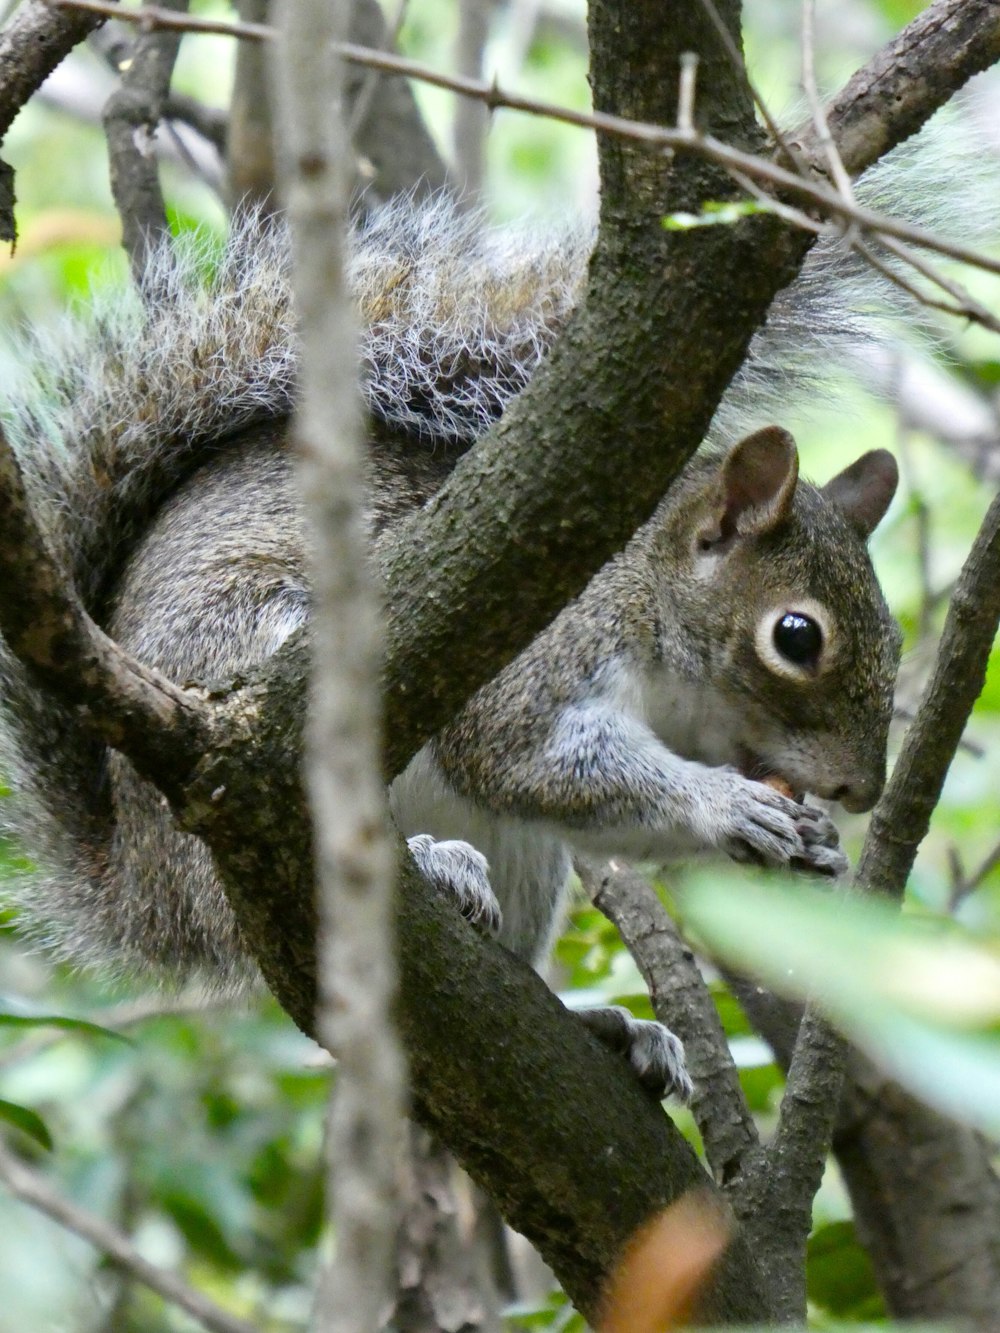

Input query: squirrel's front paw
[713,772,848,878]
[579,1005,692,1102]
[406,834,503,933]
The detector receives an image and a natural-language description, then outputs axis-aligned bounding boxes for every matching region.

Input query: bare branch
[43,1,1000,281]
[859,488,1000,898]
[101,0,187,284]
[749,1003,848,1318]
[949,837,1000,910]
[577,858,760,1192]
[273,1,404,1327]
[227,0,276,211]
[834,1051,1000,1320]
[344,0,449,204]
[453,0,494,197]
[580,852,850,1323]
[0,423,211,785]
[0,1140,256,1333]
[819,0,1000,178]
[388,1128,503,1332]
[0,0,111,139]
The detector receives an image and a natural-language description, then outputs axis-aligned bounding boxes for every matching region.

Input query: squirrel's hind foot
[579,1005,692,1103]
[407,833,502,934]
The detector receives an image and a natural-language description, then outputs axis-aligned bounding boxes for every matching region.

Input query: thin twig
[676,52,697,135]
[948,836,1000,910]
[878,232,1000,333]
[0,1141,256,1333]
[695,0,797,163]
[800,0,856,205]
[43,0,1000,282]
[859,487,1000,898]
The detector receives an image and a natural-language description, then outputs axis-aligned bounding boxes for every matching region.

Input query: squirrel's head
[654,426,901,812]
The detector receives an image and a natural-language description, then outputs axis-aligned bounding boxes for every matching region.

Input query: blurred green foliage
[0,0,998,1328]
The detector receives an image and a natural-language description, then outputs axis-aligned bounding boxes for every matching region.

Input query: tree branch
[858,487,1000,899]
[745,1003,848,1318]
[577,858,761,1193]
[101,0,186,285]
[274,0,405,1326]
[0,1140,256,1333]
[0,0,111,138]
[817,0,1000,178]
[0,424,211,784]
[834,1051,1000,1320]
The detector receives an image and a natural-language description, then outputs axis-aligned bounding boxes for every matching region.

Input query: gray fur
[0,165,924,984]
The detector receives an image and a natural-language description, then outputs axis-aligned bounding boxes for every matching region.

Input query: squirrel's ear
[822,449,898,540]
[701,426,799,546]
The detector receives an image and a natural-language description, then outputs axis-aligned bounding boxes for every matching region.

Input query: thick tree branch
[816,0,1000,178]
[0,0,115,242]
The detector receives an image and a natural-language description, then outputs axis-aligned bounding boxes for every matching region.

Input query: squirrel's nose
[832,777,882,814]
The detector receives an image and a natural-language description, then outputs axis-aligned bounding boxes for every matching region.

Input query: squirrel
[0,195,904,1100]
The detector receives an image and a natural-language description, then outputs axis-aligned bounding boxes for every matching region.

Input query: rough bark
[835,1053,1000,1325]
[1,0,999,1322]
[377,0,1000,778]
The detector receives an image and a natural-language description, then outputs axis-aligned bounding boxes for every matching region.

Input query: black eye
[773,612,823,667]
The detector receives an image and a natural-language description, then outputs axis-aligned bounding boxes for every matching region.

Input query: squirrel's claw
[579,1005,692,1102]
[407,833,503,934]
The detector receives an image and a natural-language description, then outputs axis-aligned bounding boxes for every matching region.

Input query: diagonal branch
[0,0,111,138]
[817,0,1000,178]
[578,858,760,1192]
[0,1139,256,1333]
[859,488,1000,899]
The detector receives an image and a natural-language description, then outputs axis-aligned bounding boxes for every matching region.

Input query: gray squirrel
[0,196,904,1099]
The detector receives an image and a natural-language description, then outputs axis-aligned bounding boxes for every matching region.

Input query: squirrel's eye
[773,612,823,667]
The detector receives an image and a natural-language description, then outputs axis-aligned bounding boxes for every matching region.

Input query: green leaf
[0,1098,53,1150]
[807,1219,884,1317]
[662,199,771,230]
[682,874,1000,1134]
[0,997,130,1044]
